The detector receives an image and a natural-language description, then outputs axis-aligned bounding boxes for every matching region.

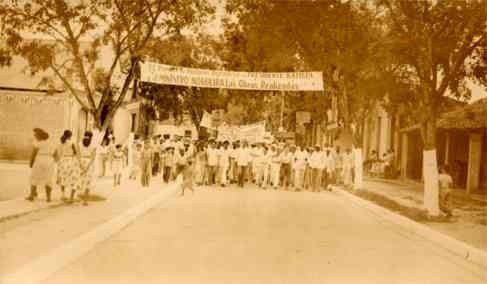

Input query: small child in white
[112,144,124,187]
[181,159,195,196]
[438,165,454,217]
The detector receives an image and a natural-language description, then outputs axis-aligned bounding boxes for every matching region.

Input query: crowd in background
[365,149,396,178]
[128,137,357,194]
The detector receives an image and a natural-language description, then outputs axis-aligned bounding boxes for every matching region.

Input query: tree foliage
[0,0,214,133]
[379,0,487,148]
[137,33,230,136]
[223,0,388,144]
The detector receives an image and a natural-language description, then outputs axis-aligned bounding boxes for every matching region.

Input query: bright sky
[1,0,486,102]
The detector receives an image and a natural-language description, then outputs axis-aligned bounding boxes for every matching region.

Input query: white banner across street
[141,62,324,91]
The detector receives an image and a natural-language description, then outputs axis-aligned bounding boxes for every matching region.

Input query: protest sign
[200,111,214,129]
[217,121,266,143]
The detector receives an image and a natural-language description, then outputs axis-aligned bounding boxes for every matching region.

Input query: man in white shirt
[293,146,308,191]
[309,146,323,192]
[250,144,262,183]
[206,141,219,185]
[323,149,335,190]
[218,141,231,187]
[280,145,294,190]
[229,142,239,183]
[236,141,251,187]
[269,145,281,189]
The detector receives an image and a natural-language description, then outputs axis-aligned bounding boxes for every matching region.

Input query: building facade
[362,99,486,193]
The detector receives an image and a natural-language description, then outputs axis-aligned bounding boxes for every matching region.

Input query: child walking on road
[112,144,125,187]
[181,159,195,196]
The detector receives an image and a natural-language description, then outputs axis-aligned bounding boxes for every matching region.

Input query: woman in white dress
[26,128,55,202]
[78,131,96,206]
[54,130,80,203]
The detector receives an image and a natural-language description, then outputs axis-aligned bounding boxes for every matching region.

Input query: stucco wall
[0,90,78,161]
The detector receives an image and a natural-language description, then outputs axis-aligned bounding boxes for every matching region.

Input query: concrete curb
[0,179,113,223]
[336,189,487,269]
[2,177,182,284]
[0,200,66,223]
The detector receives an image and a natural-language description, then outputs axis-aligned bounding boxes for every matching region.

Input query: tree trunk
[421,117,440,216]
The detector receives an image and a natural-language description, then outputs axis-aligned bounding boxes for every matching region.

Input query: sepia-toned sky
[1,0,485,102]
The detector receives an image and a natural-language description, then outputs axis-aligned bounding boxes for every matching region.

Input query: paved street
[38,185,486,284]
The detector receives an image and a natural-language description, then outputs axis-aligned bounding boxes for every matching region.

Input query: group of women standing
[27,128,96,206]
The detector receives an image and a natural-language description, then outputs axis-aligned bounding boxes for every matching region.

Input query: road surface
[41,185,486,284]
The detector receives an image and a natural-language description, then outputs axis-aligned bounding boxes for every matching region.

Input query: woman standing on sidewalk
[54,130,80,203]
[78,131,96,206]
[26,128,55,202]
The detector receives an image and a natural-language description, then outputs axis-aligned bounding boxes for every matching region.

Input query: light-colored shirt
[439,173,453,193]
[309,151,323,169]
[293,150,308,169]
[343,152,355,170]
[207,147,219,166]
[236,147,251,166]
[323,154,335,172]
[280,151,293,164]
[219,148,230,166]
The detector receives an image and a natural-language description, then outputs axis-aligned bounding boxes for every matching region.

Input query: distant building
[0,87,83,161]
[0,53,140,161]
[151,111,198,141]
[361,97,487,193]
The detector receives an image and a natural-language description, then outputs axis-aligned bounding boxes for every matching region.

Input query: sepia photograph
[0,0,486,283]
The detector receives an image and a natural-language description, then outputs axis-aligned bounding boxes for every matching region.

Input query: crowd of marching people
[27,125,357,205]
[189,139,356,192]
[128,136,357,194]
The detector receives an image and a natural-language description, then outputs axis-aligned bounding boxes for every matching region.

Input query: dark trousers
[238,165,247,187]
[207,165,217,185]
[163,166,173,183]
[280,163,291,188]
[311,168,322,192]
[141,161,151,187]
[152,153,160,176]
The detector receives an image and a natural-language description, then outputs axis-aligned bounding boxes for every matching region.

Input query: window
[184,130,192,138]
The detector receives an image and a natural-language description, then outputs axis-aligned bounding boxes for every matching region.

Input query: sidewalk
[0,175,181,278]
[358,177,487,252]
[0,163,30,202]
